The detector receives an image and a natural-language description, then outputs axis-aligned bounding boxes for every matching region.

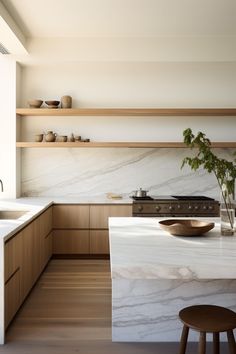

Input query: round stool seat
[179,305,236,333]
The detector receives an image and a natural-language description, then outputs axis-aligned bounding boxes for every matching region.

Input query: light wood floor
[0,260,227,354]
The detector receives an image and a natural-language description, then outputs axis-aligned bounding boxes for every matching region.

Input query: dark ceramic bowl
[45,100,60,107]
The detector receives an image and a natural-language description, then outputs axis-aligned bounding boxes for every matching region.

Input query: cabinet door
[90,205,132,229]
[20,222,34,301]
[90,230,109,254]
[42,232,52,267]
[32,217,41,282]
[5,269,20,329]
[4,233,22,282]
[53,205,89,229]
[40,207,52,238]
[38,208,53,272]
[53,230,89,254]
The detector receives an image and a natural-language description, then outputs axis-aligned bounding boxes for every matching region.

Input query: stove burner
[172,195,215,201]
[131,196,154,201]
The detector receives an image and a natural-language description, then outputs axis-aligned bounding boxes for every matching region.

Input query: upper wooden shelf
[16,108,236,117]
[16,142,236,148]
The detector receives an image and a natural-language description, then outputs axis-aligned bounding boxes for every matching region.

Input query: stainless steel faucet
[0,179,3,192]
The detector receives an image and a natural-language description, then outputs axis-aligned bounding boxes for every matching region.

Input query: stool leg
[227,330,236,354]
[198,332,206,354]
[213,332,219,354]
[178,325,189,354]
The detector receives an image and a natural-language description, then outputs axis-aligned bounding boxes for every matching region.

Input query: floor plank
[0,260,227,353]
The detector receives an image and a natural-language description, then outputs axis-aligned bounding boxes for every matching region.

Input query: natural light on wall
[0,55,19,198]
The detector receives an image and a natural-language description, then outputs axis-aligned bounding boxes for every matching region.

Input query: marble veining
[109,217,236,342]
[109,217,236,280]
[112,279,236,342]
[21,148,235,197]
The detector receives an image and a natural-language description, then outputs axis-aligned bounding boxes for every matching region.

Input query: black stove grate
[171,195,215,201]
[131,196,154,201]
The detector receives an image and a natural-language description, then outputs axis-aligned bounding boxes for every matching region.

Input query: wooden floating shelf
[16,142,236,148]
[16,108,236,117]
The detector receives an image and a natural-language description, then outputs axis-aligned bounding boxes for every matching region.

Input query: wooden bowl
[28,99,43,108]
[159,219,215,236]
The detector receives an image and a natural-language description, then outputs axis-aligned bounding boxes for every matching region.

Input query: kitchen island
[109,217,236,342]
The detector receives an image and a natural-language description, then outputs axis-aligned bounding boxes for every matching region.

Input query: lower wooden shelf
[16,142,236,148]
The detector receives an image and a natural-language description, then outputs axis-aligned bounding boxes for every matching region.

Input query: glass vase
[220,183,235,236]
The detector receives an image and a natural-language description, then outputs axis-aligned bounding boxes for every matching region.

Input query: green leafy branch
[181,128,236,228]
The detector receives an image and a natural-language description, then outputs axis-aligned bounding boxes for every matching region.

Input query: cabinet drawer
[4,233,22,282]
[90,230,109,254]
[90,205,132,229]
[53,205,89,229]
[5,268,20,329]
[53,230,89,254]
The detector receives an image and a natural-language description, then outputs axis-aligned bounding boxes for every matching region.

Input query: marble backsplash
[21,148,235,198]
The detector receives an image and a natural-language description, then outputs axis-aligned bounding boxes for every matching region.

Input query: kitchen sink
[0,210,28,219]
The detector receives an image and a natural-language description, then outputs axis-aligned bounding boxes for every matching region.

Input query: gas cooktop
[131,195,215,201]
[132,195,219,217]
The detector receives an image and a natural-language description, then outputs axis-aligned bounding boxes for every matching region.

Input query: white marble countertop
[0,199,53,242]
[0,196,132,242]
[109,217,236,280]
[48,196,132,204]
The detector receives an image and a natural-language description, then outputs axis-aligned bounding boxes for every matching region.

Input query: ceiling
[1,0,236,38]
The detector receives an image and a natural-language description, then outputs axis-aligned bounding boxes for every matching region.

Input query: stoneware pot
[45,131,57,142]
[57,135,67,142]
[34,134,44,142]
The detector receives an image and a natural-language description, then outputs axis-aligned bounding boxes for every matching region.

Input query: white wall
[0,56,18,198]
[17,37,236,198]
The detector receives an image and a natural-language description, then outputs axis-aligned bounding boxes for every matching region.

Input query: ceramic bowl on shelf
[159,219,215,236]
[28,99,43,108]
[45,100,60,109]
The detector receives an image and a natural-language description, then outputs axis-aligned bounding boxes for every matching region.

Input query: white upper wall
[0,0,235,198]
[0,0,235,64]
[2,0,236,37]
[0,56,18,198]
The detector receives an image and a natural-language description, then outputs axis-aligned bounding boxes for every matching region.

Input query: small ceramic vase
[69,133,75,142]
[61,95,72,108]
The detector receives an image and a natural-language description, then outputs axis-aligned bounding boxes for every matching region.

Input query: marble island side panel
[109,217,236,342]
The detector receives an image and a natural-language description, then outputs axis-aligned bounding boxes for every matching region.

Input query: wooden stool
[178,305,236,354]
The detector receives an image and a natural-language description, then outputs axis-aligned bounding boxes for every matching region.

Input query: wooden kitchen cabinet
[39,208,53,269]
[4,206,53,328]
[40,207,53,238]
[4,233,22,283]
[89,205,132,255]
[53,205,89,229]
[52,204,131,255]
[90,205,132,229]
[53,230,89,254]
[20,222,36,301]
[4,234,22,329]
[43,232,53,264]
[53,205,89,254]
[90,230,109,254]
[5,269,20,328]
